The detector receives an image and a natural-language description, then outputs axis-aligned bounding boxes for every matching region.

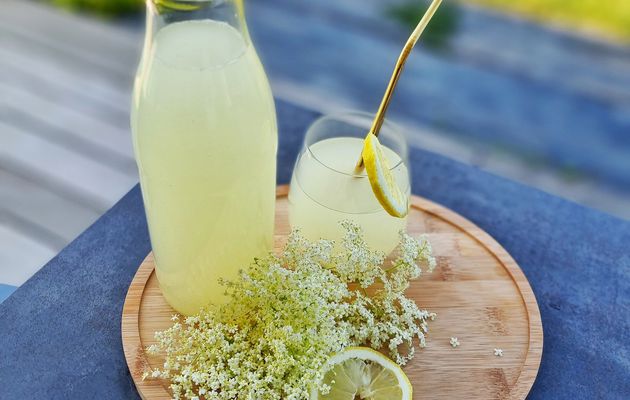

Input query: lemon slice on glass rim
[311,347,413,400]
[361,133,409,218]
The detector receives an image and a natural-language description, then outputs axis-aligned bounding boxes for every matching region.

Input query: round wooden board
[122,185,542,399]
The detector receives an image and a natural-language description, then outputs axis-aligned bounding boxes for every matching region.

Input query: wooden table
[0,0,140,286]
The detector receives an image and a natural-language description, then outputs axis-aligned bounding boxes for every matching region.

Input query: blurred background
[1,0,629,299]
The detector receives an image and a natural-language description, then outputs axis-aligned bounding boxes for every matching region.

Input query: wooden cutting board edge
[409,192,543,399]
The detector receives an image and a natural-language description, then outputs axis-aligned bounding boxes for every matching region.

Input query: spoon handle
[356,0,443,170]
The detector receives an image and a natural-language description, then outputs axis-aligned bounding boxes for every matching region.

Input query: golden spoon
[355,0,443,171]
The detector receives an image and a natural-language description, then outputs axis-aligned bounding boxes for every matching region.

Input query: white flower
[494,348,503,357]
[145,222,436,399]
[450,337,460,348]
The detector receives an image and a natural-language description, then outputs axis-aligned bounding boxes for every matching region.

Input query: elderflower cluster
[146,222,436,399]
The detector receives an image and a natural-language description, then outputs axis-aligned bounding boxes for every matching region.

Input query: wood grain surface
[122,185,543,399]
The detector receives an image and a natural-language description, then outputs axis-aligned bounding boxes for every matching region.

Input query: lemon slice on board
[362,134,409,218]
[311,347,412,400]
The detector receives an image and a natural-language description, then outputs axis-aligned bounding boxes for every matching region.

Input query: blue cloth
[0,100,628,399]
[0,284,16,304]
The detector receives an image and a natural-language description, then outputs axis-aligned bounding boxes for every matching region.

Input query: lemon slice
[362,134,409,217]
[311,347,412,400]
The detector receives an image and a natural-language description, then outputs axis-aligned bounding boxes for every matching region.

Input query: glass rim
[304,111,407,178]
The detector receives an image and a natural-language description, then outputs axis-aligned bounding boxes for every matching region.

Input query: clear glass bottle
[131,0,277,315]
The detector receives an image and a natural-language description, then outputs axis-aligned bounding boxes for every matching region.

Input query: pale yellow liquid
[131,20,277,315]
[289,137,409,254]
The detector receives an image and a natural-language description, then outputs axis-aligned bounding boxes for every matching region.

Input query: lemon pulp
[362,134,409,218]
[312,347,412,400]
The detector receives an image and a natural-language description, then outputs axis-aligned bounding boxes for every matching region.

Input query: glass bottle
[131,0,277,315]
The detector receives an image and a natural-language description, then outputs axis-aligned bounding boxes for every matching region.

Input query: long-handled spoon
[355,0,443,171]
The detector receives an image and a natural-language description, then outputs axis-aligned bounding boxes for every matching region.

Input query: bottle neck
[145,0,249,42]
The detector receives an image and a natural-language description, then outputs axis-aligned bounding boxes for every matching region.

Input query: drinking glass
[288,112,410,254]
